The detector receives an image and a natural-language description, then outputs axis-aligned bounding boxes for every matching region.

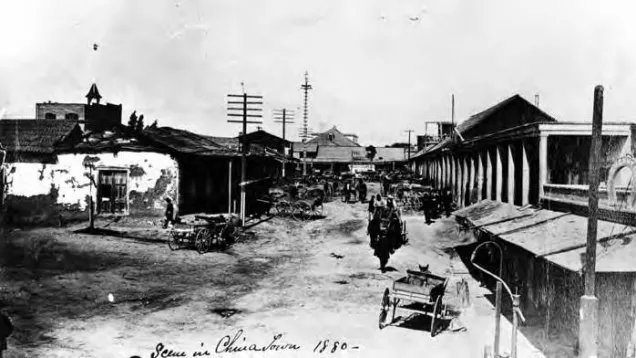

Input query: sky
[1,0,636,146]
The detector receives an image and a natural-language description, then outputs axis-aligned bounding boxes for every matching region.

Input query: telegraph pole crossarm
[405,129,415,163]
[226,89,263,227]
[274,108,295,178]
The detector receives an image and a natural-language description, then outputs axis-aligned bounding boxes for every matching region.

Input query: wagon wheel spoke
[430,296,442,337]
[195,229,209,254]
[379,288,391,329]
[168,230,179,251]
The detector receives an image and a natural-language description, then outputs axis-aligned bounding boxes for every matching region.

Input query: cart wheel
[209,229,221,247]
[431,296,442,337]
[275,201,290,217]
[168,230,179,251]
[294,201,312,221]
[312,204,324,218]
[379,288,391,330]
[195,229,210,254]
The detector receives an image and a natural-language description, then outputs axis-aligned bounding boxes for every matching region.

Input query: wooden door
[97,170,128,214]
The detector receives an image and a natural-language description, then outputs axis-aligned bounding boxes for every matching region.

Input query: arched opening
[607,156,636,209]
[44,113,56,120]
[65,113,79,120]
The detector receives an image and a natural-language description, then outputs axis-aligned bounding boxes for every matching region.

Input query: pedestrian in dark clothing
[358,179,367,203]
[367,196,375,221]
[422,192,433,225]
[443,188,453,217]
[382,176,390,197]
[163,197,175,228]
[0,311,13,358]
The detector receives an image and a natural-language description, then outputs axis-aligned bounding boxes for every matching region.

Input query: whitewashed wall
[2,151,179,222]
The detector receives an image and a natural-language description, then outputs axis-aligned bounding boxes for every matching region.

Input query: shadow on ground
[74,227,166,245]
[0,223,281,350]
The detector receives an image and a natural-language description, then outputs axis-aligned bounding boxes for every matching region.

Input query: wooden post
[88,165,94,229]
[539,135,548,199]
[521,141,530,205]
[508,144,515,204]
[462,157,468,207]
[579,85,604,358]
[512,294,521,358]
[240,93,247,225]
[486,149,492,200]
[627,277,636,358]
[476,152,484,202]
[468,155,475,204]
[494,281,502,358]
[228,160,232,215]
[495,146,503,202]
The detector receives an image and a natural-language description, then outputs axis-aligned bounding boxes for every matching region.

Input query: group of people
[342,178,367,203]
[366,193,406,271]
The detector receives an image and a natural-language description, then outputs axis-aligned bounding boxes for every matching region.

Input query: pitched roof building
[0,119,83,162]
[306,126,360,147]
[409,93,635,220]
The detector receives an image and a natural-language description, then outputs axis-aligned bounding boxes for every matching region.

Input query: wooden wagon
[379,269,450,337]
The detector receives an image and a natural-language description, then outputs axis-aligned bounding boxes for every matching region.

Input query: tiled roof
[0,119,81,154]
[207,136,239,149]
[142,127,238,156]
[60,128,160,153]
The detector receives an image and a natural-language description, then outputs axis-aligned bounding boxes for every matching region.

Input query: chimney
[535,94,540,107]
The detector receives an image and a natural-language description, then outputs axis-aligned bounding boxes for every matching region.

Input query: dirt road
[1,184,560,358]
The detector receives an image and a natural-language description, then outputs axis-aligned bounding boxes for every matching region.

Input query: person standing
[358,179,367,203]
[163,197,175,228]
[382,175,391,197]
[367,195,375,221]
[0,310,13,358]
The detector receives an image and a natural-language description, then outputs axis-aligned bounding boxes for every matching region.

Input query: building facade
[35,83,122,132]
[409,95,634,220]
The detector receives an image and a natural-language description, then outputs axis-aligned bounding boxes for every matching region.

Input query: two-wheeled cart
[168,214,239,254]
[379,269,450,337]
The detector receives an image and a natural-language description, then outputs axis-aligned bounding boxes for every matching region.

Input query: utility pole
[300,71,313,176]
[405,129,414,162]
[451,94,455,128]
[579,85,603,358]
[227,89,263,226]
[273,108,295,178]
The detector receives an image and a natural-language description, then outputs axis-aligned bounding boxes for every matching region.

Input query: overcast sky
[1,0,636,146]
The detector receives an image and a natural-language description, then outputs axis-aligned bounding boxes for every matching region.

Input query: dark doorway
[97,170,128,214]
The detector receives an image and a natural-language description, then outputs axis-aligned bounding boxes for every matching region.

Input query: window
[328,133,335,141]
[65,113,79,120]
[44,113,56,120]
[97,170,128,214]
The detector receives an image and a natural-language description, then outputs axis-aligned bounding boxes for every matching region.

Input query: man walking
[163,197,175,228]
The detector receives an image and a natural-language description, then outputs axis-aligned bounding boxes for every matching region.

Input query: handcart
[379,268,450,337]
